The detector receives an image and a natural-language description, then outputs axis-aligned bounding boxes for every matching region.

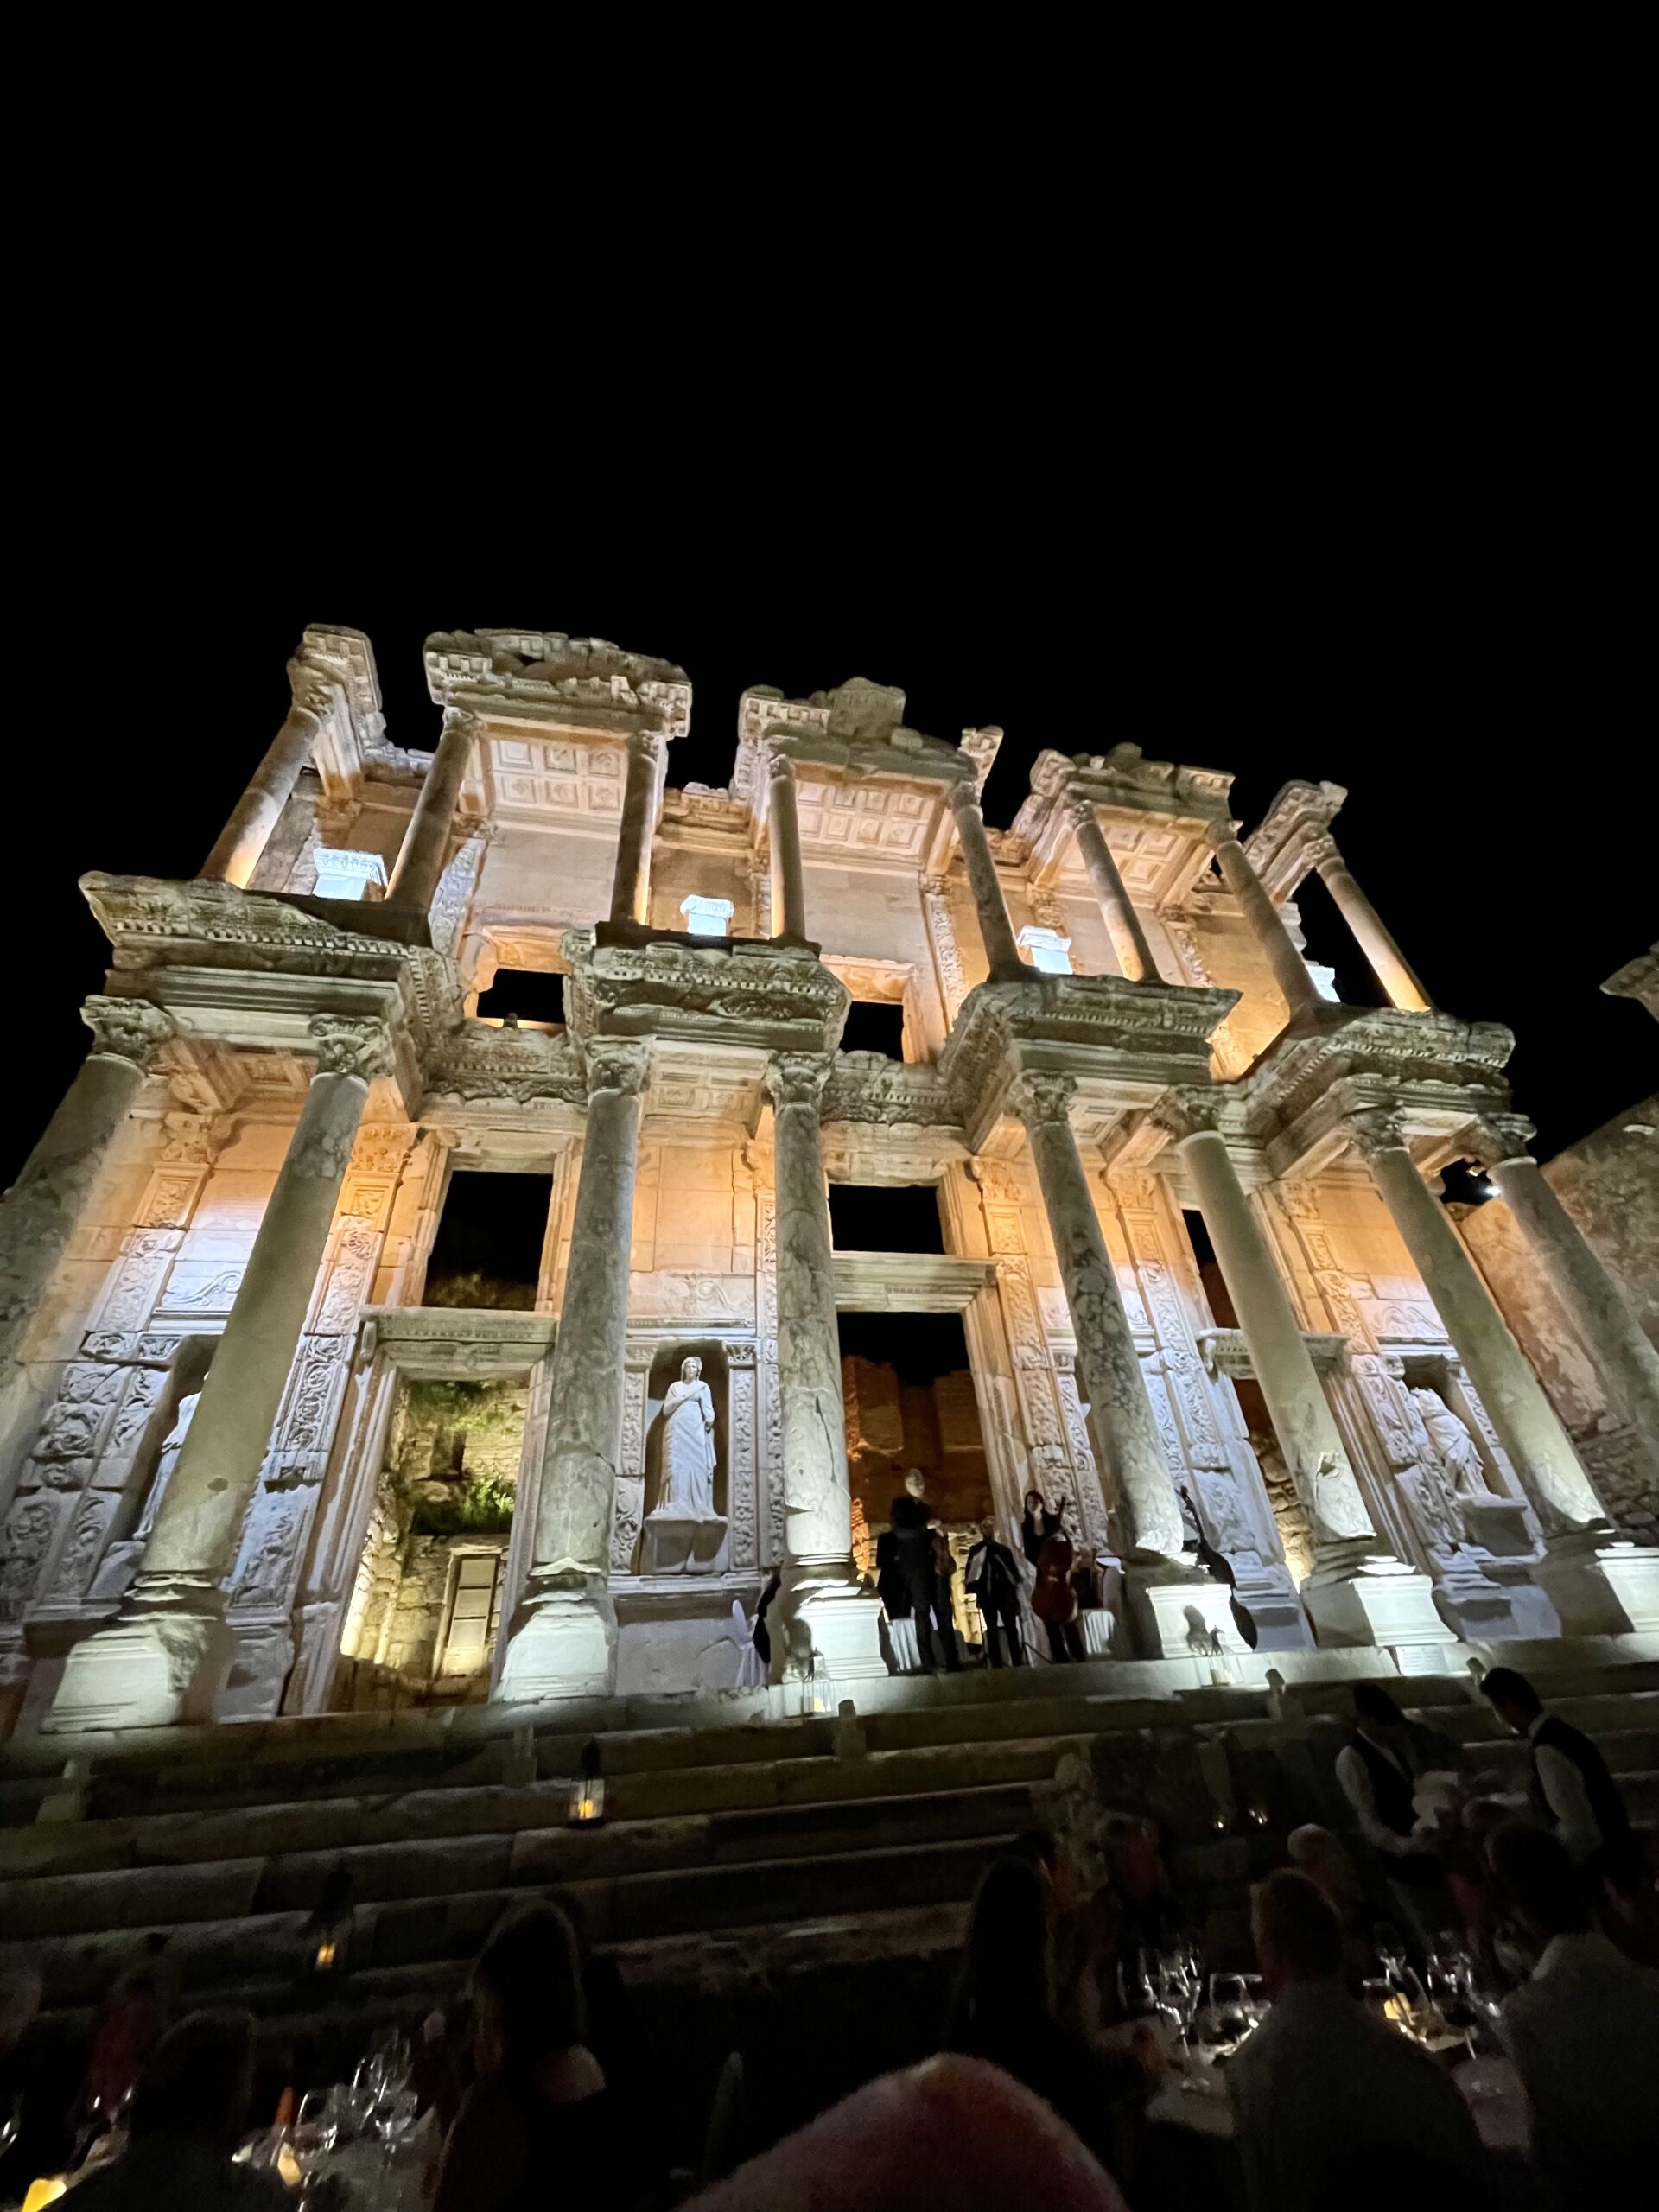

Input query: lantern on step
[567,1739,605,1827]
[301,1862,354,1981]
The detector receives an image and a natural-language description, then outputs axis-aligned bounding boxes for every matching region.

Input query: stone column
[201,665,330,887]
[499,1040,649,1702]
[1346,1111,1656,1633]
[764,1053,885,1680]
[1209,819,1325,1023]
[1304,831,1432,1012]
[767,753,808,939]
[1170,1106,1450,1652]
[1014,1074,1183,1560]
[1067,794,1160,982]
[387,708,479,917]
[609,730,664,927]
[43,1015,392,1732]
[950,781,1025,982]
[0,998,175,1382]
[1468,1118,1659,1446]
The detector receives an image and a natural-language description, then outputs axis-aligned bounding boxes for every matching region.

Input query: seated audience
[1100,1813,1182,1987]
[1478,1665,1638,1879]
[67,2008,286,2209]
[1228,1870,1494,2212]
[1287,1824,1375,1986]
[1489,1821,1659,2191]
[435,1901,611,2211]
[1333,1683,1441,1874]
[942,1856,1121,2176]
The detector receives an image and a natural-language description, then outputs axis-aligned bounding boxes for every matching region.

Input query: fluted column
[609,730,664,927]
[1304,831,1431,1012]
[1014,1073,1183,1560]
[1209,819,1325,1023]
[1468,1117,1659,1445]
[766,753,808,939]
[764,1052,885,1679]
[0,998,175,1382]
[950,781,1025,982]
[499,1040,648,1702]
[1173,1111,1378,1564]
[387,708,479,917]
[201,664,330,887]
[1067,794,1160,982]
[1348,1112,1605,1529]
[44,1015,393,1732]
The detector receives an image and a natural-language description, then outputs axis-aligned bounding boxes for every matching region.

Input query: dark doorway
[476,968,566,1025]
[837,1307,990,1538]
[423,1171,551,1309]
[1182,1208,1238,1328]
[840,1001,906,1058]
[829,1180,945,1254]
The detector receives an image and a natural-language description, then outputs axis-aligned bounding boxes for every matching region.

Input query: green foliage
[409,1472,515,1537]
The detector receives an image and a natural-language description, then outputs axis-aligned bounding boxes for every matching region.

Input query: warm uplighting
[313,1938,339,1972]
[22,2179,67,2209]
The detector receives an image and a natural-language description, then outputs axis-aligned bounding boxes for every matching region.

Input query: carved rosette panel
[921,875,968,1020]
[728,1344,759,1567]
[757,1195,786,1568]
[612,1358,650,1572]
[429,832,488,959]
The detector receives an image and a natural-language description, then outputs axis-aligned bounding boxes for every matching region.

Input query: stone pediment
[424,630,691,739]
[566,937,849,1055]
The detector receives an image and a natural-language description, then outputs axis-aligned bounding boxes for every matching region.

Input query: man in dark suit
[965,1516,1027,1666]
[1479,1665,1637,1878]
[888,1470,958,1673]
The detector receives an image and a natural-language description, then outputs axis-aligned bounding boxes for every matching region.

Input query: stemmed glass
[1210,1973,1252,2050]
[1155,1950,1201,2045]
[367,2026,412,2096]
[1117,1952,1161,2021]
[1373,1922,1408,1987]
[289,2089,339,2179]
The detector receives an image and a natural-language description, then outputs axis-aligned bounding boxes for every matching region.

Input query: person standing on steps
[965,1517,1027,1666]
[888,1470,957,1673]
[1478,1665,1638,1884]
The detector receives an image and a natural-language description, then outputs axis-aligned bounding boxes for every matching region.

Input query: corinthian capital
[766,749,798,788]
[308,1014,396,1083]
[1152,1087,1224,1145]
[81,995,175,1069]
[1344,1107,1408,1161]
[765,1052,832,1112]
[1008,1070,1077,1127]
[1301,830,1342,873]
[1461,1113,1535,1172]
[583,1039,652,1098]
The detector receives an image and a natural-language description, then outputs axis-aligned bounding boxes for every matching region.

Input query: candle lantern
[568,1739,606,1826]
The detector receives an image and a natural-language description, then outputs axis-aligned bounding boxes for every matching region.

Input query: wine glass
[1117,1953,1160,2021]
[289,2088,339,2178]
[368,2026,412,2096]
[1156,1951,1200,2044]
[1210,1973,1250,2050]
[373,2085,419,2179]
[1373,1921,1408,1987]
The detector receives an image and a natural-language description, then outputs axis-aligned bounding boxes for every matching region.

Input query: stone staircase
[3,1643,1656,2152]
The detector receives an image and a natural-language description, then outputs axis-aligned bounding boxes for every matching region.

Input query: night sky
[8,543,1654,1185]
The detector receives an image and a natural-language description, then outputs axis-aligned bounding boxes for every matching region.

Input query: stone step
[8,1830,1016,2012]
[3,1780,1041,1942]
[0,1736,1076,1881]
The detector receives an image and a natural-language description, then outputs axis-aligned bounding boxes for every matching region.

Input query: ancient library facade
[1,629,1655,1736]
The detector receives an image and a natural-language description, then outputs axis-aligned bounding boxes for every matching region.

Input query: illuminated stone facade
[2,630,1655,1735]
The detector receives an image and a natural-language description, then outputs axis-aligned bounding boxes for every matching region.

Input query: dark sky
[7,510,1654,1184]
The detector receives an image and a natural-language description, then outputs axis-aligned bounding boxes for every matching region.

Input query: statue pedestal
[1127,1566,1249,1658]
[1460,1498,1534,1556]
[641,1512,728,1577]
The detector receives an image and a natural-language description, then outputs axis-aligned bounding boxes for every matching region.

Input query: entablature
[1013,745,1232,912]
[358,1305,556,1381]
[423,631,691,739]
[1242,779,1346,903]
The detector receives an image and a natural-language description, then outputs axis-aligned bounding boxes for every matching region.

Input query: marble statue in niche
[642,1352,728,1575]
[136,1389,200,1541]
[659,1356,718,1520]
[1411,1387,1497,1498]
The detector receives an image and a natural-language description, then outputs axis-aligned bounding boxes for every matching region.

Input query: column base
[41,1584,232,1734]
[496,1572,618,1704]
[1127,1566,1251,1659]
[773,1559,888,1688]
[1532,1529,1659,1635]
[1300,1550,1453,1661]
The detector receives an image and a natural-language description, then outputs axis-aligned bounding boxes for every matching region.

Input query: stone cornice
[291,626,387,796]
[821,1054,957,1128]
[1241,779,1347,902]
[359,1304,556,1380]
[565,937,849,1056]
[422,1021,586,1108]
[423,630,692,740]
[1011,744,1234,849]
[732,678,980,804]
[1603,944,1659,1022]
[940,974,1238,1148]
